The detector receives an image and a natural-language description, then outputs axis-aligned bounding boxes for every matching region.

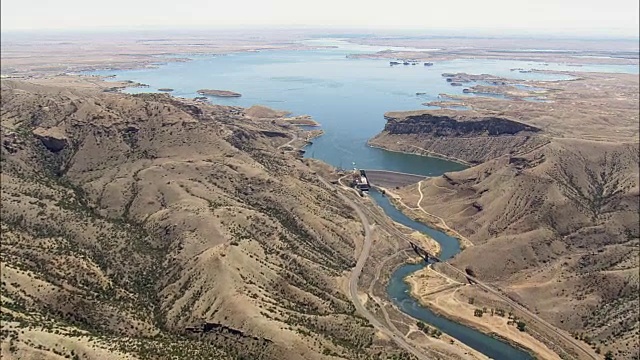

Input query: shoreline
[367,187,540,358]
[367,141,473,167]
[378,198,443,258]
[380,257,513,360]
[378,186,475,250]
[1,43,318,77]
[370,173,553,358]
[2,36,630,359]
[345,45,640,66]
[403,267,556,360]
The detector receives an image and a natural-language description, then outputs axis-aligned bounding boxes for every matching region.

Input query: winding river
[92,38,637,359]
[371,190,534,360]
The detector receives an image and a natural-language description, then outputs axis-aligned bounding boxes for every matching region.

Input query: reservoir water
[91,39,636,359]
[91,39,637,174]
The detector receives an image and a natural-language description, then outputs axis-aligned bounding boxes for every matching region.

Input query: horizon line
[1,24,639,40]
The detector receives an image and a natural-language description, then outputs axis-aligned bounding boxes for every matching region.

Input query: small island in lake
[197,89,242,97]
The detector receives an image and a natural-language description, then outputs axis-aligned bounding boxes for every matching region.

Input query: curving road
[278,132,298,149]
[316,176,431,360]
[412,183,598,360]
[369,200,597,360]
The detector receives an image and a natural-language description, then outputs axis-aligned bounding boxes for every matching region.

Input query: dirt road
[316,176,431,360]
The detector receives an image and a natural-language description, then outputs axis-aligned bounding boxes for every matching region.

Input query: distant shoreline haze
[1,26,639,41]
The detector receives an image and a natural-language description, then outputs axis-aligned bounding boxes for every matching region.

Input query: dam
[362,169,427,189]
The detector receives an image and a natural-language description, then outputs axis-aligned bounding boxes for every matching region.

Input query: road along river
[370,190,534,360]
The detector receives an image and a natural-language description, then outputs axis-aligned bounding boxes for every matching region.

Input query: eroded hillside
[397,139,639,358]
[0,80,411,360]
[375,70,639,359]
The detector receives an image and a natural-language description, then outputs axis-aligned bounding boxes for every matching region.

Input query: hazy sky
[2,0,638,36]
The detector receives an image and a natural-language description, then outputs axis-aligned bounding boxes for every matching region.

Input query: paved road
[316,176,431,360]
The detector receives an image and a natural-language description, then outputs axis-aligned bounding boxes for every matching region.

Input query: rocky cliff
[382,113,541,136]
[371,69,639,360]
[369,111,547,164]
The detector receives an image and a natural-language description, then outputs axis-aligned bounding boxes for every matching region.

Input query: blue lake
[90,39,637,174]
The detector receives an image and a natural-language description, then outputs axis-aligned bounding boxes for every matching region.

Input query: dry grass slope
[0,80,414,360]
[405,139,639,359]
[372,69,639,359]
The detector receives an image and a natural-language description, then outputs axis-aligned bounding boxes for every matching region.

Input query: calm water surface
[92,39,637,173]
[91,39,635,359]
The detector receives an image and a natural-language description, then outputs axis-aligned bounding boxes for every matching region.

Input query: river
[371,190,534,360]
[90,39,636,359]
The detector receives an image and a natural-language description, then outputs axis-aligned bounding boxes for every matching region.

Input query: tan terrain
[0,30,327,76]
[406,265,562,360]
[347,37,639,65]
[246,105,321,127]
[1,31,638,360]
[370,69,639,359]
[0,78,420,360]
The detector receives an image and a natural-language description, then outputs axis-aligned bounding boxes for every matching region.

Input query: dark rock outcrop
[260,130,288,138]
[369,113,547,163]
[33,127,68,152]
[382,113,542,137]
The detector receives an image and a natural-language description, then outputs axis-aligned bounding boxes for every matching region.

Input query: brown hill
[0,80,408,359]
[398,138,639,358]
[372,70,639,359]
